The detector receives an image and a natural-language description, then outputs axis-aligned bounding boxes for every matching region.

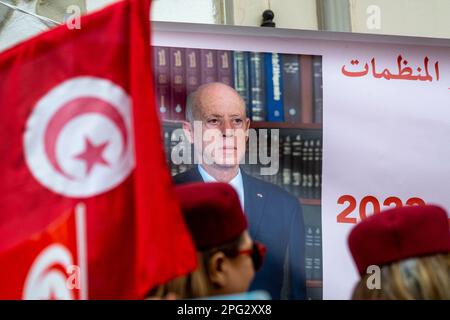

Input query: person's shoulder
[172,172,186,185]
[243,172,299,207]
[173,167,199,185]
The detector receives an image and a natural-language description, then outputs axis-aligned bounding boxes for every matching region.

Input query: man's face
[189,86,250,168]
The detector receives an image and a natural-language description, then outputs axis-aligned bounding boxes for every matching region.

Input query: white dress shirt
[197,165,245,210]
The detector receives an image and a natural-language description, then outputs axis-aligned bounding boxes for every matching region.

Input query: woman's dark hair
[147,234,244,299]
[201,234,244,274]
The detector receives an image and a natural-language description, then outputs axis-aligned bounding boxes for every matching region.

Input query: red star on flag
[74,138,110,176]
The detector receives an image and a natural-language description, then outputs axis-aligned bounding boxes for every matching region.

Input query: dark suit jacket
[173,166,306,300]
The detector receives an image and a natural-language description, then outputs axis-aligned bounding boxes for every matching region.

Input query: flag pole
[0,0,62,26]
[75,202,88,300]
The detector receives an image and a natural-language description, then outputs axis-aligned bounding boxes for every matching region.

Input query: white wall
[1,0,449,53]
[271,0,318,30]
[231,0,318,30]
[151,0,220,24]
[0,0,224,52]
[0,0,47,51]
[0,0,119,51]
[349,0,450,39]
[86,0,117,12]
[231,0,267,26]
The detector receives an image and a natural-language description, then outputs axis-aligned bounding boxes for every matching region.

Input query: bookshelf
[158,121,321,139]
[250,122,322,130]
[154,22,323,299]
[300,198,321,206]
[306,280,323,288]
[161,120,322,130]
[161,120,184,128]
[162,120,323,202]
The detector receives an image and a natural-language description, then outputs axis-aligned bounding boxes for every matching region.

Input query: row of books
[242,134,322,199]
[163,127,322,200]
[246,132,323,283]
[305,224,322,281]
[153,46,323,124]
[162,128,193,177]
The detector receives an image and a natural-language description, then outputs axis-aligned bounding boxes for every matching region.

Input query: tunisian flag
[0,205,87,300]
[0,0,197,299]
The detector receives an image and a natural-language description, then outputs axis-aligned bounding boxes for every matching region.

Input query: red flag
[0,0,197,299]
[0,205,87,300]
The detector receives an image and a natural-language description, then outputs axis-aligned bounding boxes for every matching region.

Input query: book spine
[305,225,314,281]
[170,47,186,121]
[200,49,218,85]
[281,135,292,193]
[275,131,282,186]
[186,48,201,96]
[313,139,322,199]
[153,46,172,120]
[282,54,302,123]
[317,139,323,199]
[277,134,284,187]
[248,52,266,122]
[307,139,314,198]
[313,56,323,124]
[217,50,234,87]
[163,127,171,168]
[233,51,251,118]
[300,55,313,123]
[264,53,284,122]
[291,134,303,197]
[268,131,278,185]
[313,225,322,280]
[170,130,179,176]
[301,139,309,198]
[246,128,258,178]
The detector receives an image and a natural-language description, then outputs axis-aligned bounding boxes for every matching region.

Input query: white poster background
[322,42,450,299]
[152,22,450,299]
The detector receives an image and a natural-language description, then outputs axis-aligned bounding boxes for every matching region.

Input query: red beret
[348,205,450,276]
[174,182,248,251]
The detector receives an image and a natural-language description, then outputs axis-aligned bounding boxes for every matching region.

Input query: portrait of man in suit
[173,82,306,299]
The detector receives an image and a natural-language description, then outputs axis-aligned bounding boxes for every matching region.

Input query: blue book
[264,53,284,122]
[248,52,266,122]
[233,51,251,118]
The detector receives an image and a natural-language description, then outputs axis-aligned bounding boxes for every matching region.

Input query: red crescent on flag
[44,97,129,180]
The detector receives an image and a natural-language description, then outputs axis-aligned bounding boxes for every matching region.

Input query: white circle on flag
[23,244,74,300]
[24,77,134,198]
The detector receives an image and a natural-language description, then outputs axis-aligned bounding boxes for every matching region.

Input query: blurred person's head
[348,205,450,300]
[150,182,265,299]
[183,83,250,175]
